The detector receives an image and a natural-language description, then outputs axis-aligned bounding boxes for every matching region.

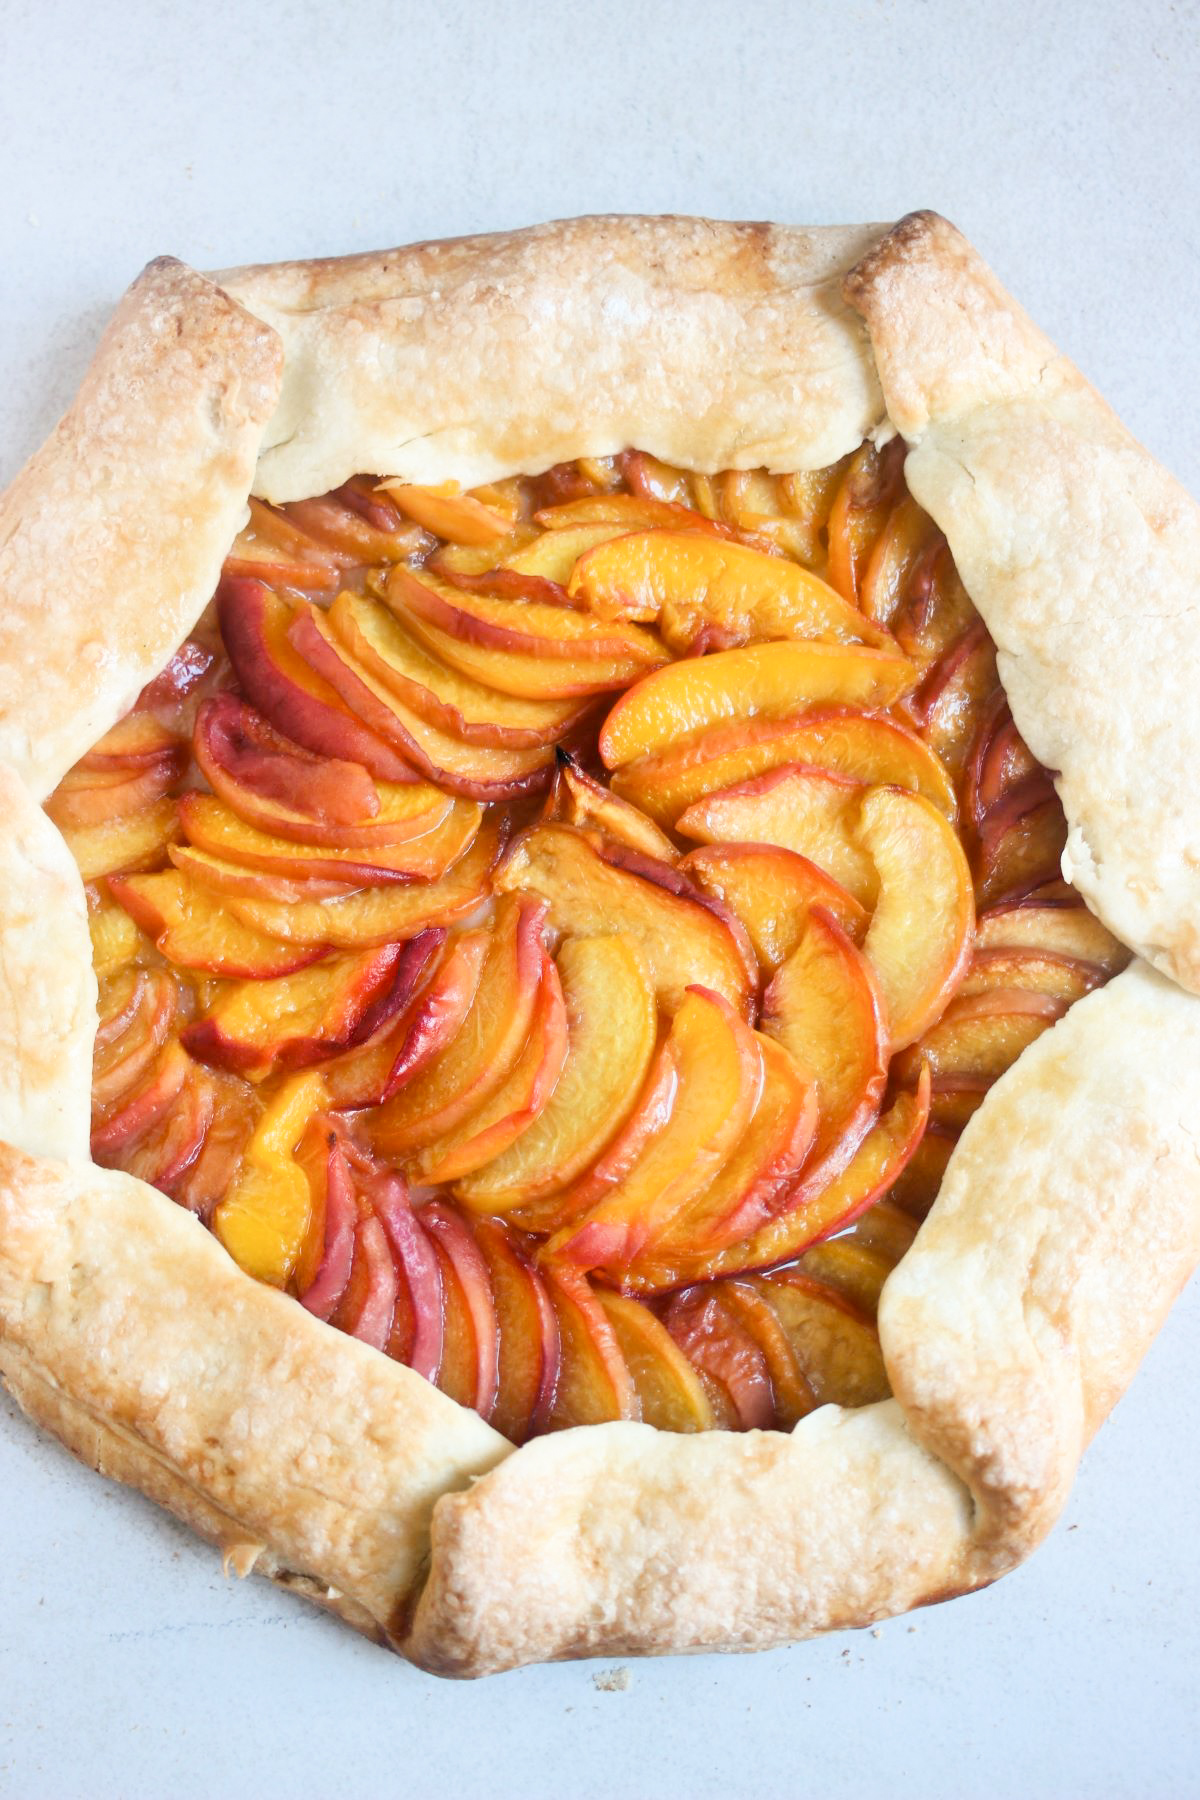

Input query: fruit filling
[53,445,1132,1442]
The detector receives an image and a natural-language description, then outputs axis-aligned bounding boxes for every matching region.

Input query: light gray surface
[1,2,1198,1795]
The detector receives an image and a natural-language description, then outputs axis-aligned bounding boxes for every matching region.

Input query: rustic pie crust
[1,212,1198,1676]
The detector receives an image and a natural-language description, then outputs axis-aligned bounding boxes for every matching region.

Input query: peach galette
[1,213,1198,1677]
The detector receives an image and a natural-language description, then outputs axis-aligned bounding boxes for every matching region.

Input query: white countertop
[2,2,1198,1793]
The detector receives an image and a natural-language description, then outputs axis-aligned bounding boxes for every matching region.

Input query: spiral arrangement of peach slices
[57,446,1132,1442]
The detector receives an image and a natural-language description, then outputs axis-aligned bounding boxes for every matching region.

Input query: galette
[0,212,1197,1676]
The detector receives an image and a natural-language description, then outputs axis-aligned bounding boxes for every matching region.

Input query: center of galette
[55,446,1130,1442]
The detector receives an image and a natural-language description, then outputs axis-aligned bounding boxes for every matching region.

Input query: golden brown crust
[846,212,1200,995]
[217,215,887,501]
[0,213,1197,1677]
[0,258,282,801]
[0,1144,511,1640]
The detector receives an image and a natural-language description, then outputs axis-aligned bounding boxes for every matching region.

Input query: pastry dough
[0,212,1197,1676]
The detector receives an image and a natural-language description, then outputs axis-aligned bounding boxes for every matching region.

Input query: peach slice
[79,712,183,771]
[422,1204,500,1422]
[913,623,997,786]
[859,494,941,627]
[328,592,588,749]
[91,1039,191,1161]
[975,798,1069,909]
[220,816,506,949]
[535,493,733,537]
[570,531,891,654]
[193,695,451,848]
[118,1058,221,1195]
[370,896,546,1154]
[455,933,658,1213]
[599,640,914,770]
[761,907,890,1167]
[473,1221,560,1444]
[289,603,554,801]
[894,988,1067,1097]
[295,1128,358,1322]
[47,753,184,831]
[714,468,827,563]
[218,578,414,782]
[542,1265,639,1428]
[544,751,678,863]
[61,797,180,884]
[614,707,955,827]
[678,764,879,907]
[111,870,328,979]
[224,496,348,589]
[92,969,181,1113]
[797,1238,896,1317]
[280,480,431,564]
[502,522,631,584]
[974,898,1131,974]
[495,822,755,1014]
[172,1074,261,1223]
[322,929,482,1110]
[748,1272,890,1407]
[542,987,764,1275]
[413,952,569,1184]
[383,564,666,665]
[825,438,908,605]
[87,890,146,979]
[894,552,981,680]
[680,843,868,970]
[882,1129,956,1221]
[845,1198,919,1265]
[663,1287,776,1430]
[334,1210,400,1354]
[377,480,512,544]
[593,1292,715,1433]
[622,1036,818,1290]
[960,946,1103,1006]
[213,1070,328,1286]
[717,1279,817,1427]
[386,570,662,700]
[170,845,360,907]
[179,791,482,888]
[634,1074,930,1287]
[365,1172,444,1383]
[857,786,975,1050]
[183,942,406,1079]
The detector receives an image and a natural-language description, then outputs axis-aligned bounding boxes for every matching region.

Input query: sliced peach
[535,492,732,537]
[593,1292,714,1433]
[717,1278,817,1427]
[570,530,891,655]
[857,785,975,1050]
[378,480,512,544]
[370,896,546,1154]
[183,942,406,1079]
[960,946,1103,1005]
[295,1128,358,1322]
[180,790,481,888]
[427,1231,479,1409]
[882,1129,955,1221]
[194,695,451,849]
[47,752,184,830]
[336,1211,400,1353]
[748,1271,890,1406]
[895,988,1066,1096]
[542,1265,639,1428]
[289,602,554,801]
[613,707,954,826]
[91,1039,191,1160]
[172,1073,261,1222]
[422,1204,500,1421]
[170,844,360,907]
[912,623,997,786]
[545,751,678,862]
[714,468,825,563]
[79,712,183,771]
[761,908,889,1169]
[624,1036,817,1290]
[825,438,908,605]
[622,450,717,513]
[224,496,349,589]
[678,764,879,907]
[111,870,327,979]
[328,592,588,748]
[428,524,541,579]
[119,1057,221,1195]
[859,494,941,627]
[845,1198,919,1264]
[92,968,181,1112]
[473,1221,560,1444]
[599,640,914,770]
[87,889,146,978]
[277,479,430,565]
[61,797,180,884]
[384,564,666,665]
[323,929,484,1109]
[663,1287,775,1430]
[387,570,663,700]
[502,522,630,584]
[218,578,414,782]
[974,898,1131,974]
[495,822,755,1014]
[213,1070,328,1286]
[797,1238,896,1316]
[680,843,867,971]
[975,797,1068,908]
[220,816,506,949]
[894,552,980,679]
[455,933,657,1213]
[414,952,569,1184]
[542,987,764,1275]
[367,1171,444,1383]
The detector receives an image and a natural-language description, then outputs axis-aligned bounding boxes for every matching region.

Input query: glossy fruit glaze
[52,445,1131,1443]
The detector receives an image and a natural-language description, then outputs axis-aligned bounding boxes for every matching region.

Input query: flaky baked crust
[0,213,1197,1676]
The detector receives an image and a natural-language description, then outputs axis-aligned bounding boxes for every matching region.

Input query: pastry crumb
[593,1665,632,1692]
[871,1628,882,1639]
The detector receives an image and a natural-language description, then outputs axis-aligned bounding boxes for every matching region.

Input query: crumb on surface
[592,1665,632,1693]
